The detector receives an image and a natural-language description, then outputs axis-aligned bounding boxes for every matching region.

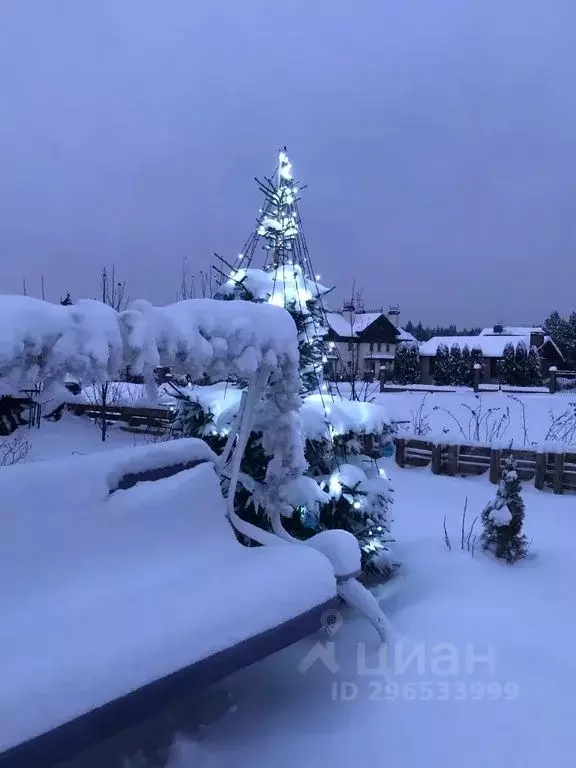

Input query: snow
[326,312,413,342]
[376,390,576,448]
[63,381,177,407]
[0,295,123,387]
[0,444,337,751]
[106,437,217,491]
[396,327,418,344]
[489,504,512,526]
[479,325,544,336]
[419,335,530,357]
[304,530,361,577]
[161,466,576,768]
[0,295,300,389]
[122,298,299,382]
[217,266,329,311]
[325,311,381,338]
[302,395,392,439]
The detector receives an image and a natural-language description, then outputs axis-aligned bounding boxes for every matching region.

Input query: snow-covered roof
[419,335,530,358]
[397,328,417,343]
[326,311,411,340]
[479,326,545,336]
[478,326,563,359]
[326,311,381,337]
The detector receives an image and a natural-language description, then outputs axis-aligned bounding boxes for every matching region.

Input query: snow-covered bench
[0,295,391,767]
[0,440,338,767]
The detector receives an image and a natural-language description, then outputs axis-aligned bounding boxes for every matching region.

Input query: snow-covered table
[0,442,337,765]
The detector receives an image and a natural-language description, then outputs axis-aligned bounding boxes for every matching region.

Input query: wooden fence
[395,437,576,494]
[67,402,175,434]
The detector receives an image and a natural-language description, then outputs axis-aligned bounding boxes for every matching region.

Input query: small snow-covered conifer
[481,455,527,563]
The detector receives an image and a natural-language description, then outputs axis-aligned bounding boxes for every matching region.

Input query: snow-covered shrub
[480,456,528,563]
[0,434,30,466]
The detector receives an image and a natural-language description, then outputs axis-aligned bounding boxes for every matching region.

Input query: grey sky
[1,0,575,326]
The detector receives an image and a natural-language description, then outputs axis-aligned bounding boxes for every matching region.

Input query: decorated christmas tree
[173,150,396,577]
[480,455,528,563]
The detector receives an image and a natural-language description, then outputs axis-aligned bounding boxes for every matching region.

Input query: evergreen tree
[499,342,516,385]
[545,310,576,367]
[470,347,484,385]
[393,342,421,385]
[448,344,463,386]
[460,345,471,386]
[175,150,395,578]
[406,343,421,384]
[481,456,527,563]
[434,344,451,385]
[528,345,543,387]
[513,341,530,387]
[392,343,409,384]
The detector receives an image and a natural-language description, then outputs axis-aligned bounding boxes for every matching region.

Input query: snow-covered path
[171,466,576,768]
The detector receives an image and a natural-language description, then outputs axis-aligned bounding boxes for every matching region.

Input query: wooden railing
[395,437,576,494]
[67,402,176,434]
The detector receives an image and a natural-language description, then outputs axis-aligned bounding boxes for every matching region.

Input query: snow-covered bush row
[0,295,298,390]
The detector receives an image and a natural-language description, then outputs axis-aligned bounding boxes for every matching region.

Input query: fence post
[553,453,565,494]
[549,366,558,394]
[489,448,502,484]
[395,438,406,468]
[534,452,546,491]
[473,363,481,393]
[431,443,442,474]
[447,444,459,476]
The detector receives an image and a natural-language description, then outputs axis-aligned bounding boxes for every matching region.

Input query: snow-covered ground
[0,436,336,752]
[4,415,576,767]
[162,464,576,768]
[374,389,576,448]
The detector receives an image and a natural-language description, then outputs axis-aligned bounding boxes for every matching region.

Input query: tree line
[404,320,482,342]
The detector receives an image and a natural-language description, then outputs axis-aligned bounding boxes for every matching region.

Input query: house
[325,306,416,380]
[419,324,564,384]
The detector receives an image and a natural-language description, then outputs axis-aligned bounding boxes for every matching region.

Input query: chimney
[493,322,504,334]
[387,304,400,328]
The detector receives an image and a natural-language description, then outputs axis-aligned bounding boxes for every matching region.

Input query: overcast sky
[1,1,575,326]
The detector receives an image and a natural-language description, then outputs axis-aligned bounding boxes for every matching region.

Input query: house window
[386,344,390,353]
[347,342,353,351]
[370,342,374,352]
[377,343,382,352]
[490,358,499,379]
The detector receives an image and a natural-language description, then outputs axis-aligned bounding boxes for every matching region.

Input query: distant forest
[403,321,482,342]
